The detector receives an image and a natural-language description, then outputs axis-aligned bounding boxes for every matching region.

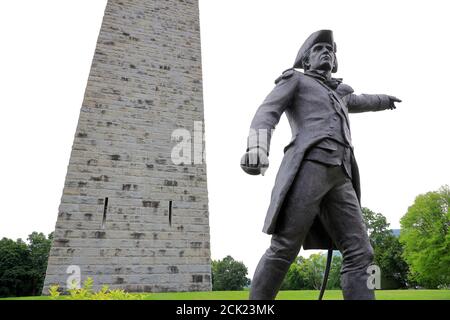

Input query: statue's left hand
[387,95,402,110]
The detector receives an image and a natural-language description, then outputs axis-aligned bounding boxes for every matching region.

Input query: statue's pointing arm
[345,93,402,113]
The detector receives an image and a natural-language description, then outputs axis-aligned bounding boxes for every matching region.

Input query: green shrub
[48,277,143,300]
[48,285,60,299]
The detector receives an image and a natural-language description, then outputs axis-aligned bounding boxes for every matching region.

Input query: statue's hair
[302,49,312,71]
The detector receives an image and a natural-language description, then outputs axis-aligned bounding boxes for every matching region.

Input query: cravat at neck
[305,70,343,90]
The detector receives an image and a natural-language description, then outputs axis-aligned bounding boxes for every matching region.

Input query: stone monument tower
[43,0,211,293]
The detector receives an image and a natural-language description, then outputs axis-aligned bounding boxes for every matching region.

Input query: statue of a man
[241,30,401,300]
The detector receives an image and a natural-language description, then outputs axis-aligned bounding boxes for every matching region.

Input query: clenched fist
[240,148,269,176]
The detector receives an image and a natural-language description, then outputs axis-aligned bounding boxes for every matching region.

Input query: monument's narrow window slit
[101,197,109,229]
[169,200,173,227]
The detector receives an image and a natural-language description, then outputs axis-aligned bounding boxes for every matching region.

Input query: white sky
[0,0,449,278]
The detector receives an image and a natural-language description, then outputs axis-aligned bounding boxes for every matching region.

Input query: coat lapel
[308,76,352,130]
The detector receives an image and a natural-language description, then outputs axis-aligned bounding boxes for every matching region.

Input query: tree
[27,232,53,295]
[375,234,409,288]
[281,253,342,290]
[0,232,53,297]
[326,254,342,290]
[362,207,409,289]
[362,207,392,246]
[281,256,307,290]
[301,253,326,290]
[400,185,450,288]
[211,255,250,291]
[0,238,32,297]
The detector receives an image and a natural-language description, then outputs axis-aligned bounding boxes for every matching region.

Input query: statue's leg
[249,161,333,300]
[320,174,375,300]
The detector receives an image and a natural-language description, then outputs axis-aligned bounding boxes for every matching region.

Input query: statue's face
[306,42,335,72]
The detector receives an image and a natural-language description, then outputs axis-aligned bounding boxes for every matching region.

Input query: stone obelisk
[43,0,211,293]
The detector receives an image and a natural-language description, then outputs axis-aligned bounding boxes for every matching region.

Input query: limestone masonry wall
[43,0,211,293]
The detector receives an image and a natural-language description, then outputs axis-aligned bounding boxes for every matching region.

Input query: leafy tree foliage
[362,207,392,246]
[326,254,343,290]
[362,208,409,289]
[0,232,52,297]
[211,255,250,291]
[281,257,307,290]
[281,253,342,290]
[27,232,53,295]
[301,253,327,290]
[400,185,450,288]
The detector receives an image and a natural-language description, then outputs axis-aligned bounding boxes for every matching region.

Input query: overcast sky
[0,0,449,278]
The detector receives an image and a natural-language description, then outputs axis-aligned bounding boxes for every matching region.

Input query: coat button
[328,132,333,136]
[333,116,338,121]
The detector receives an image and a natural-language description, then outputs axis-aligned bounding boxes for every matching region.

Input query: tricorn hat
[293,30,338,73]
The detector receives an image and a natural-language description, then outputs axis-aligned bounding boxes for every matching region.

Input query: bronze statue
[241,30,401,300]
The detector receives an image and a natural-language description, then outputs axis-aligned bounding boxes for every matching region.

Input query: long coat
[247,69,391,249]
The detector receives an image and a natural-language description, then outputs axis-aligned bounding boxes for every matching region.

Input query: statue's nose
[322,49,331,58]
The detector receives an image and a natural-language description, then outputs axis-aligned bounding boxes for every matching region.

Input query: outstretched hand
[387,95,402,110]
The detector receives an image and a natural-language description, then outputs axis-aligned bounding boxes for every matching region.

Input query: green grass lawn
[2,290,450,300]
